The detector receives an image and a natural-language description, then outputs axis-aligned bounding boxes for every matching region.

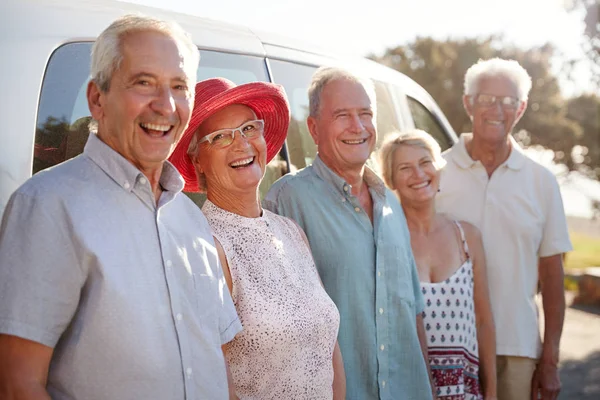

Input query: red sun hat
[169,77,290,192]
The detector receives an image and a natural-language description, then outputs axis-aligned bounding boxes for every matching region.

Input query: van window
[373,81,401,149]
[406,97,453,151]
[268,59,317,171]
[34,43,281,202]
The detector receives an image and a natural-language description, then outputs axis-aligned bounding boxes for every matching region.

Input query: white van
[0,0,457,216]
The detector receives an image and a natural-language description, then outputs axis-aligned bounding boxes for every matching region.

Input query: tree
[371,37,588,176]
[566,0,600,89]
[566,94,600,178]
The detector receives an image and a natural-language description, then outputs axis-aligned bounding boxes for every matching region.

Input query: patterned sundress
[420,221,482,400]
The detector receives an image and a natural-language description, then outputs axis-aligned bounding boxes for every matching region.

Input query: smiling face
[307,78,376,175]
[391,144,440,205]
[193,104,267,196]
[87,30,194,175]
[463,75,527,146]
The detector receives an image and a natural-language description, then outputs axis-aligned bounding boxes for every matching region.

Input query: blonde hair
[378,129,445,189]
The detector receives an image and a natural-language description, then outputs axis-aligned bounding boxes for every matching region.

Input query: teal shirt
[263,155,432,400]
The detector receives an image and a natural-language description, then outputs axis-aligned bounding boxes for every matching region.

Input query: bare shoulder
[457,220,481,242]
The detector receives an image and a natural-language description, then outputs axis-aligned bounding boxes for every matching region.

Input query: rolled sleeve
[0,191,85,347]
[539,175,572,257]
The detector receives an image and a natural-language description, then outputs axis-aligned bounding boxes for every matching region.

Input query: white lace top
[202,200,340,400]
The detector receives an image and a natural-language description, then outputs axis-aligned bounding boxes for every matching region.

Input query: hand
[531,362,561,400]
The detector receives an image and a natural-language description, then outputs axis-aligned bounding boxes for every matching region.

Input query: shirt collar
[83,133,185,193]
[312,154,386,198]
[450,133,526,171]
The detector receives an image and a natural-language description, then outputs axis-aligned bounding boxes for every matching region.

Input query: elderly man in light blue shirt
[0,15,240,399]
[264,67,433,400]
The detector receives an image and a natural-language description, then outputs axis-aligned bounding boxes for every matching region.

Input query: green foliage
[565,231,600,270]
[371,37,599,179]
[566,0,600,89]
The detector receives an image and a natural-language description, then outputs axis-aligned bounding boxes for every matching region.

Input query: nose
[231,129,251,148]
[412,165,426,178]
[151,85,176,116]
[349,113,365,133]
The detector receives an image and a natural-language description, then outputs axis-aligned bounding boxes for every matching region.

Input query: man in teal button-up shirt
[264,67,432,400]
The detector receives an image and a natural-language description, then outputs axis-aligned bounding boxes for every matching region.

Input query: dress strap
[453,220,470,259]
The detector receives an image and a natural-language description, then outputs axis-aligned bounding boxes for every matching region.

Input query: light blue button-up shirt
[0,133,241,400]
[264,155,432,400]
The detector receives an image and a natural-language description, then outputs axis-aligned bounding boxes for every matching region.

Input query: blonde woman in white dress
[378,130,496,400]
[170,78,345,400]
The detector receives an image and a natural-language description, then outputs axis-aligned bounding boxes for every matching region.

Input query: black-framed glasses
[198,119,265,148]
[472,94,520,109]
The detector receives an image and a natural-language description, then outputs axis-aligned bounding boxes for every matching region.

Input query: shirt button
[377,270,381,277]
[382,380,386,387]
[354,207,360,212]
[123,182,130,190]
[379,308,384,314]
[166,260,173,268]
[341,198,346,203]
[343,185,349,192]
[186,367,193,377]
[380,344,385,351]
[139,177,147,185]
[176,313,183,321]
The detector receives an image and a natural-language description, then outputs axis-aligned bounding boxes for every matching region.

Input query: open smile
[140,122,174,137]
[410,181,431,189]
[341,138,368,145]
[229,156,255,169]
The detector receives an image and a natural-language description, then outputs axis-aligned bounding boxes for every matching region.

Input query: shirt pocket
[382,242,415,306]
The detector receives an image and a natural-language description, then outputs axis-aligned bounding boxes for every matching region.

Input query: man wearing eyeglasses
[436,58,572,400]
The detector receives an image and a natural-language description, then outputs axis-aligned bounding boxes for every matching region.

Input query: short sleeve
[0,191,85,347]
[539,174,572,257]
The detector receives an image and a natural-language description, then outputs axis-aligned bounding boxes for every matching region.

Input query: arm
[214,237,233,295]
[531,254,565,400]
[332,341,346,400]
[463,222,497,400]
[221,346,239,400]
[0,335,53,399]
[416,313,436,399]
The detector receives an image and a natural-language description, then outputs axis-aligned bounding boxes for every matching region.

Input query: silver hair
[464,58,532,101]
[377,129,445,190]
[308,66,377,118]
[90,14,200,92]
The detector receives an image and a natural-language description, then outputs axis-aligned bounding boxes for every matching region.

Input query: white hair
[308,66,377,117]
[91,14,200,92]
[464,58,532,101]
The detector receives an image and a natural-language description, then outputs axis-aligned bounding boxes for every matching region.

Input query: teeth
[342,139,366,144]
[230,157,253,167]
[141,123,171,132]
[487,120,503,125]
[412,182,429,189]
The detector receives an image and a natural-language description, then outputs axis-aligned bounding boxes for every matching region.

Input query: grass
[564,231,600,271]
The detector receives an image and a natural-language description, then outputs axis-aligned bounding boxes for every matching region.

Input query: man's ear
[514,100,528,125]
[87,80,104,121]
[307,116,319,145]
[463,95,473,119]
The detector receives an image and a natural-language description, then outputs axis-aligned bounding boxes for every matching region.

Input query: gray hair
[91,14,200,92]
[464,58,532,102]
[377,129,445,190]
[308,66,377,118]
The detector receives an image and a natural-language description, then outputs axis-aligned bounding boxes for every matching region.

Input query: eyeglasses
[472,94,520,109]
[198,119,265,148]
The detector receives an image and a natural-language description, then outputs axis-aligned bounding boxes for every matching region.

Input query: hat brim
[169,81,290,193]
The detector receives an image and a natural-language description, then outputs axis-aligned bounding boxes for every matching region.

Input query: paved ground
[554,293,600,399]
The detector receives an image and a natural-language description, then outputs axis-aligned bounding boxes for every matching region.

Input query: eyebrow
[128,72,190,84]
[331,107,373,115]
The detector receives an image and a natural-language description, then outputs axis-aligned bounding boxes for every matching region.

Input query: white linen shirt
[0,133,241,400]
[436,134,572,359]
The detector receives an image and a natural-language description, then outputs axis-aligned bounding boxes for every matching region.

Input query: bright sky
[127,0,592,96]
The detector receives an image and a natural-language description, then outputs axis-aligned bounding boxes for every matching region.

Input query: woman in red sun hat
[169,78,345,400]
